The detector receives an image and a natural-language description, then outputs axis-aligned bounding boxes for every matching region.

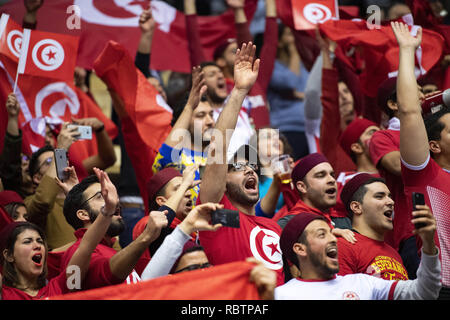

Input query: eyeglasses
[228,162,258,172]
[174,262,211,274]
[37,156,53,172]
[80,191,102,208]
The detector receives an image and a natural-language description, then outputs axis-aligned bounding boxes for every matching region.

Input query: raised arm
[391,22,429,166]
[140,202,223,280]
[200,42,260,204]
[227,0,253,45]
[184,0,207,67]
[65,168,116,290]
[71,117,117,173]
[135,8,155,77]
[163,66,206,148]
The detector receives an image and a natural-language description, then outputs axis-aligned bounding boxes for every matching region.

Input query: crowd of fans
[0,0,450,301]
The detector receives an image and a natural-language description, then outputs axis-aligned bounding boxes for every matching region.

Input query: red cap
[213,38,236,61]
[291,153,329,185]
[339,118,378,157]
[146,168,182,204]
[280,213,327,268]
[340,173,382,209]
[0,191,24,207]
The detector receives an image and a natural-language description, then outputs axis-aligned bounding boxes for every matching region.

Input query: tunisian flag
[93,40,172,211]
[0,14,22,64]
[319,18,445,97]
[49,261,261,300]
[0,0,257,73]
[17,28,79,83]
[291,0,339,30]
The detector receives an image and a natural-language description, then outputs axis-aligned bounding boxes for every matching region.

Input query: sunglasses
[174,262,211,274]
[228,162,258,172]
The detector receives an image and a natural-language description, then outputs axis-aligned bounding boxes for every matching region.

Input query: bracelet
[95,124,105,133]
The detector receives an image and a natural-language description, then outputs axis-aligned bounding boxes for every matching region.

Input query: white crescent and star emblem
[249,226,283,270]
[7,29,22,58]
[31,39,65,71]
[303,3,332,25]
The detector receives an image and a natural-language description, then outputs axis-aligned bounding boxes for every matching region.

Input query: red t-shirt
[369,128,414,249]
[337,232,408,281]
[60,229,142,290]
[198,195,284,285]
[1,271,68,300]
[401,156,450,287]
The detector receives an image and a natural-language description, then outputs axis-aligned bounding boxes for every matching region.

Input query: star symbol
[266,242,280,256]
[46,50,56,61]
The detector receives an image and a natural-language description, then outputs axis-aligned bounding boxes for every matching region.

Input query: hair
[28,145,54,177]
[63,175,99,230]
[346,177,386,219]
[424,106,450,147]
[200,61,220,71]
[385,90,398,119]
[1,222,48,289]
[182,245,205,255]
[148,184,170,212]
[3,203,26,221]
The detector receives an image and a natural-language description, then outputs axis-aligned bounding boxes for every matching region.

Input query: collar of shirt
[387,117,400,131]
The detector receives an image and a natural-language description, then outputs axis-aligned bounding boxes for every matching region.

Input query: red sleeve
[369,131,398,167]
[401,156,440,188]
[185,14,207,68]
[254,17,278,94]
[235,22,253,46]
[319,68,341,168]
[337,238,358,276]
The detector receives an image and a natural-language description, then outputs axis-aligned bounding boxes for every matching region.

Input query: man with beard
[198,42,285,285]
[60,173,169,289]
[275,211,441,300]
[152,66,212,205]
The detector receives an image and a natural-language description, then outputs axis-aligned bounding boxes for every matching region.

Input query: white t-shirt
[275,274,397,300]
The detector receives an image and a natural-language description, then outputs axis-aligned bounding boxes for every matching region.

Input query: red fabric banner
[49,261,260,300]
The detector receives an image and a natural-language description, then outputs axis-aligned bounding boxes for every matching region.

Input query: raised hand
[93,167,119,216]
[226,0,245,9]
[233,42,260,92]
[186,66,207,110]
[24,0,44,13]
[180,202,223,235]
[181,163,200,189]
[391,21,422,50]
[139,8,155,34]
[71,116,103,132]
[412,204,437,255]
[6,93,20,118]
[145,210,169,243]
[54,166,79,195]
[57,122,80,150]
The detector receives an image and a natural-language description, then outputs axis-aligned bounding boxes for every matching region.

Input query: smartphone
[211,209,240,228]
[67,124,92,140]
[412,192,426,229]
[54,148,69,181]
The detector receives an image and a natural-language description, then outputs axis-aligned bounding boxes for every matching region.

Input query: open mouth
[325,187,337,196]
[185,199,193,211]
[383,209,393,221]
[31,253,43,266]
[326,246,338,260]
[244,177,257,192]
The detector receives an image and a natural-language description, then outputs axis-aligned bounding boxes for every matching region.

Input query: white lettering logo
[249,226,283,270]
[303,3,332,25]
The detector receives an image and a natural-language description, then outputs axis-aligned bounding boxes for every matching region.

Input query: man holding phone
[393,21,450,299]
[198,42,284,285]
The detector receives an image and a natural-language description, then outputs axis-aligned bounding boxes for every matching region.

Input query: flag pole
[13,70,19,93]
[15,28,31,94]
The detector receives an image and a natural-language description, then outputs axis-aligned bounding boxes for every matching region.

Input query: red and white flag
[291,0,339,30]
[93,40,172,211]
[0,0,257,73]
[319,17,445,97]
[17,28,78,82]
[0,14,23,64]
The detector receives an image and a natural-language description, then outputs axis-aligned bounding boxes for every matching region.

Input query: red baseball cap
[339,118,378,157]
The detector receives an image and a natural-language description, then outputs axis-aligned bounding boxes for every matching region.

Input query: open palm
[234,42,260,92]
[391,21,422,50]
